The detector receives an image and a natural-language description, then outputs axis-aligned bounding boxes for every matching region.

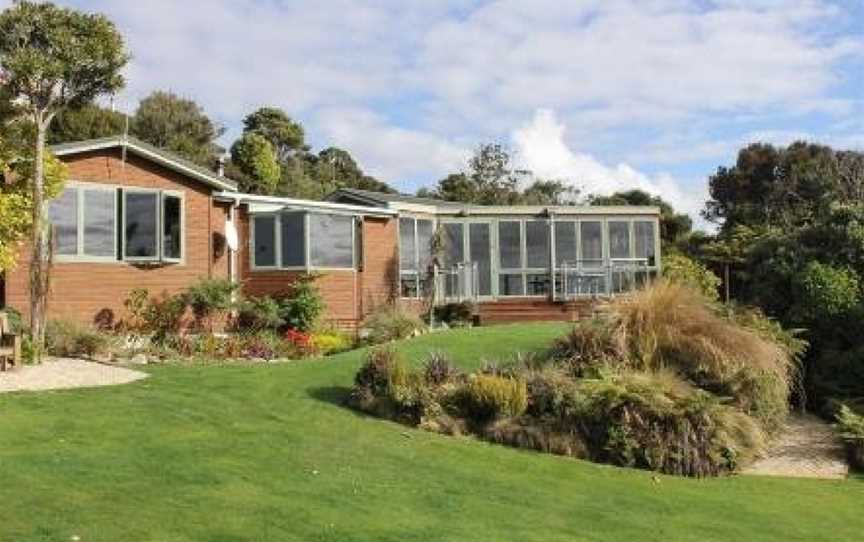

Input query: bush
[791,262,860,325]
[423,351,460,385]
[184,278,239,331]
[458,374,528,424]
[279,276,325,332]
[45,320,111,359]
[835,405,864,471]
[2,307,25,334]
[123,288,187,341]
[662,252,721,302]
[433,302,474,327]
[364,304,425,344]
[311,330,352,355]
[237,296,283,331]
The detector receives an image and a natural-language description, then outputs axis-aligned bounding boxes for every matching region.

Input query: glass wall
[251,210,356,271]
[399,217,435,298]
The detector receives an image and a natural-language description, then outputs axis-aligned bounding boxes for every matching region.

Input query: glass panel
[310,213,353,268]
[526,220,549,268]
[499,273,525,296]
[253,215,276,267]
[124,192,158,258]
[580,221,603,267]
[609,221,630,260]
[442,223,464,267]
[469,223,491,296]
[526,273,551,296]
[417,219,434,271]
[280,212,305,267]
[399,217,416,271]
[400,273,419,298]
[49,187,78,255]
[554,221,577,266]
[162,194,181,260]
[498,221,522,269]
[83,190,115,257]
[634,221,656,266]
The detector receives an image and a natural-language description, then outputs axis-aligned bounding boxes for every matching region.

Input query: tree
[590,189,692,246]
[132,91,224,168]
[0,0,127,355]
[229,133,281,194]
[48,103,127,144]
[519,179,579,205]
[242,107,306,162]
[429,143,524,205]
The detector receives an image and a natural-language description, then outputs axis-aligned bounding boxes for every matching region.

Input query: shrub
[549,319,619,376]
[279,276,324,332]
[835,405,864,471]
[662,252,721,302]
[600,280,798,432]
[45,320,111,359]
[791,262,860,325]
[184,278,239,331]
[353,347,402,400]
[237,296,283,331]
[311,330,352,355]
[2,307,25,334]
[423,351,460,385]
[122,288,187,341]
[433,302,474,327]
[364,304,425,344]
[458,374,528,424]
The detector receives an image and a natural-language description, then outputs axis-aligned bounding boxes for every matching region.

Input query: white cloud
[512,109,708,221]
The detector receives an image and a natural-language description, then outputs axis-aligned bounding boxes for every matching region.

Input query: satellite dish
[225,219,239,251]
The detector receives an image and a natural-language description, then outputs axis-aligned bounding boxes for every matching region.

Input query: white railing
[434,262,480,304]
[556,258,654,300]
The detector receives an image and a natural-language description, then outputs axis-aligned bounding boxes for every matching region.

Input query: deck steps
[477,298,600,325]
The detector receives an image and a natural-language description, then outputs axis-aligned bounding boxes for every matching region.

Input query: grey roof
[327,187,463,208]
[50,136,238,192]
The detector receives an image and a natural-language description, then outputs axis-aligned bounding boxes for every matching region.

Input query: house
[0,138,662,331]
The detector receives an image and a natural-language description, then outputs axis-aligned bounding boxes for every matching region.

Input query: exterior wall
[4,149,229,327]
[237,209,401,332]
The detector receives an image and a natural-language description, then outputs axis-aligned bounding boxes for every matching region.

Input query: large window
[251,211,356,271]
[580,221,603,266]
[554,221,577,266]
[48,184,183,263]
[497,219,551,296]
[399,217,435,298]
[634,221,657,266]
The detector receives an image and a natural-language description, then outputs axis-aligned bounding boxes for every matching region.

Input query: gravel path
[0,358,147,394]
[743,414,848,479]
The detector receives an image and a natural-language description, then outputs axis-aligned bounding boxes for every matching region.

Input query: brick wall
[4,149,229,327]
[237,209,401,331]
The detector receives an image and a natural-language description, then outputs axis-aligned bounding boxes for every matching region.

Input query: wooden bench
[0,312,22,372]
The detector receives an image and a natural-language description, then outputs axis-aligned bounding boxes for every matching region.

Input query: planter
[844,438,864,471]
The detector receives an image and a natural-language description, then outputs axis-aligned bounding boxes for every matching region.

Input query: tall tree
[430,143,523,205]
[590,189,692,246]
[242,107,306,162]
[132,91,224,168]
[520,179,579,205]
[48,103,127,144]
[229,133,281,194]
[0,0,127,354]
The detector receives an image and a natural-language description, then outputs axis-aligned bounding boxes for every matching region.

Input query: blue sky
[6,0,863,224]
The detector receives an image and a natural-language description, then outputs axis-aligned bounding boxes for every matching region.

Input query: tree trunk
[28,114,49,362]
[724,263,731,304]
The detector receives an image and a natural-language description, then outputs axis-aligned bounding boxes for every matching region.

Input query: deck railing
[555,258,654,300]
[433,262,480,304]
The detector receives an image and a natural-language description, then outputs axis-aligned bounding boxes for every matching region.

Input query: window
[124,191,159,259]
[399,217,435,298]
[49,188,79,256]
[580,221,603,266]
[48,185,119,260]
[498,221,522,269]
[499,273,524,296]
[251,211,356,271]
[554,221,577,266]
[311,213,353,268]
[609,221,631,260]
[162,194,182,261]
[280,212,305,267]
[253,215,277,267]
[525,220,549,268]
[634,221,656,266]
[469,223,492,296]
[442,223,464,267]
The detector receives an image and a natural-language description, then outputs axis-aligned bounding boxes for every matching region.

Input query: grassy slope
[0,323,862,542]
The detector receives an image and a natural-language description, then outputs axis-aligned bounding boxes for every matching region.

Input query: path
[744,414,848,479]
[0,358,147,394]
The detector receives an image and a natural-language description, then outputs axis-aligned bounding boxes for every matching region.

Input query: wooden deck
[476,297,601,325]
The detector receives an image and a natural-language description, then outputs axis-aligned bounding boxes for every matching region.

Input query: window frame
[399,215,436,299]
[250,210,358,273]
[51,182,120,264]
[160,190,185,264]
[122,187,161,263]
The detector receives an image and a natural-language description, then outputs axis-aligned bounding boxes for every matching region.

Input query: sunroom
[397,207,661,303]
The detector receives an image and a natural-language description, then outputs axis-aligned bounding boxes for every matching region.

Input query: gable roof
[50,136,238,192]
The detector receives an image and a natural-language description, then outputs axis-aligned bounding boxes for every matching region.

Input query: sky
[5,0,863,226]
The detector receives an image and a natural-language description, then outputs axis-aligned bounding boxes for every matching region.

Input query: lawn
[1,323,862,542]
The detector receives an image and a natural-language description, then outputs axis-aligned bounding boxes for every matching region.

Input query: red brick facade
[1,147,403,332]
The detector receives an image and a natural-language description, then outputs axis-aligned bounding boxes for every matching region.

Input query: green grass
[0,323,862,541]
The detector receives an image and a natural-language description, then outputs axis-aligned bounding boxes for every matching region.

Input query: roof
[327,187,659,217]
[51,136,238,192]
[213,191,397,217]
